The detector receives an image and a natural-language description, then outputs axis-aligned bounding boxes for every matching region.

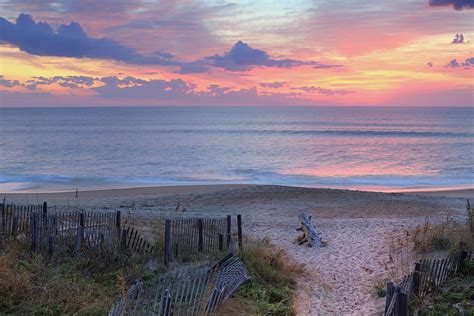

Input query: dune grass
[0,241,152,315]
[411,220,473,255]
[412,260,474,315]
[219,237,304,315]
[0,235,302,315]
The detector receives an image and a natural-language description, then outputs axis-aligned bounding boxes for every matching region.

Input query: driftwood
[296,211,322,247]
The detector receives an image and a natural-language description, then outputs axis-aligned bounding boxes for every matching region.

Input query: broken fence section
[109,254,250,316]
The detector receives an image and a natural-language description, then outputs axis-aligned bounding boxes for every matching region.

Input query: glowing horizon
[0,1,473,107]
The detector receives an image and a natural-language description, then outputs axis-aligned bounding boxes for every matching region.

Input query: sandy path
[2,185,468,315]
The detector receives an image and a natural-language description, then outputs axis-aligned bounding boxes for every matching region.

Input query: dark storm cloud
[0,14,177,66]
[429,0,474,10]
[0,15,342,73]
[205,41,336,72]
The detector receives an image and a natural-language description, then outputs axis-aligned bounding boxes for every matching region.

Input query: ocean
[0,106,473,192]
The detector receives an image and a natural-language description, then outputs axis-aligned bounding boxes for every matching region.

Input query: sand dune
[2,185,468,315]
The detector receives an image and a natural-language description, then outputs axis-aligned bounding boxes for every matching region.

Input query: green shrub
[416,277,474,315]
[430,235,451,250]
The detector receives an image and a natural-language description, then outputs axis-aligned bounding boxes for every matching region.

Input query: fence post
[120,228,127,251]
[467,199,473,233]
[31,212,37,251]
[226,215,231,248]
[164,219,171,267]
[398,289,409,316]
[413,262,421,296]
[52,216,57,236]
[237,214,243,249]
[116,210,121,241]
[218,234,224,251]
[385,282,394,314]
[75,212,84,258]
[42,202,48,230]
[198,218,204,252]
[48,235,54,256]
[79,212,85,241]
[12,216,18,239]
[457,250,468,273]
[1,198,5,232]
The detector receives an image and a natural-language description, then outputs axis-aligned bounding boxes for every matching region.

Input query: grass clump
[430,234,451,251]
[411,220,473,254]
[414,276,474,315]
[0,241,155,315]
[220,237,304,315]
[373,279,387,298]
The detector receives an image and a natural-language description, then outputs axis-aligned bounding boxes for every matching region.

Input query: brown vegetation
[220,237,304,315]
[0,240,152,315]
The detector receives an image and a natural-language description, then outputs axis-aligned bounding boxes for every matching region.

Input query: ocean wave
[122,129,474,138]
[6,128,472,138]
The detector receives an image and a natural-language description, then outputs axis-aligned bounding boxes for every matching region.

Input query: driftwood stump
[296,211,322,247]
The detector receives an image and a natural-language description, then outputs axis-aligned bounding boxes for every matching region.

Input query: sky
[0,0,473,107]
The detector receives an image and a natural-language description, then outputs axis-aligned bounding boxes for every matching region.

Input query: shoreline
[2,183,473,200]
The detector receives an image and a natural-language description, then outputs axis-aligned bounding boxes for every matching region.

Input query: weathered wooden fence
[1,202,44,236]
[163,215,242,267]
[385,281,409,316]
[385,250,471,316]
[109,253,250,315]
[1,202,155,258]
[2,202,245,265]
[120,226,155,255]
[416,254,464,296]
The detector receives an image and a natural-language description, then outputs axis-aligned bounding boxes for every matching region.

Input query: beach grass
[0,235,301,315]
[412,266,474,315]
[219,237,304,315]
[411,220,473,254]
[0,241,152,315]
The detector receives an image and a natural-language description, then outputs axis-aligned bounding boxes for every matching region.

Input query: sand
[1,185,469,315]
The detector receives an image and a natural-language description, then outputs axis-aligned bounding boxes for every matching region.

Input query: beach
[2,184,469,314]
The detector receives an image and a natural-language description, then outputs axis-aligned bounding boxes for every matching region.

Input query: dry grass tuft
[383,215,473,285]
[411,220,473,254]
[0,240,152,315]
[220,237,304,315]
